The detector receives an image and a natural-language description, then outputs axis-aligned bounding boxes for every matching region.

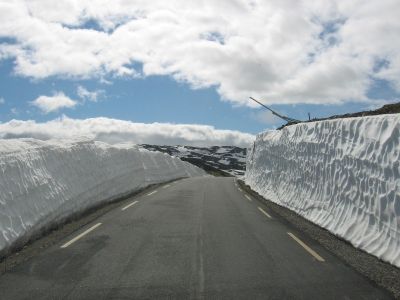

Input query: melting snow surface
[245,114,400,267]
[0,138,205,254]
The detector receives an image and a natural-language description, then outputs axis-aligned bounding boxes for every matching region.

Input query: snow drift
[245,114,400,267]
[0,139,205,255]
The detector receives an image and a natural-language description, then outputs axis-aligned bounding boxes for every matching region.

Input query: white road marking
[163,184,171,189]
[287,232,325,262]
[121,200,138,211]
[257,207,272,219]
[245,194,252,202]
[60,223,102,248]
[147,190,157,196]
[238,188,242,192]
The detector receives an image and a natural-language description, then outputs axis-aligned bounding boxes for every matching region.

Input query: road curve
[0,177,392,299]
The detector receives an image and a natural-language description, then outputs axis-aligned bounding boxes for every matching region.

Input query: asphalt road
[0,177,393,299]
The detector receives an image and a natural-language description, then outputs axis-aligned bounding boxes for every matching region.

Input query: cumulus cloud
[31,92,77,113]
[0,1,399,105]
[252,111,280,125]
[0,116,255,147]
[77,86,103,102]
[0,98,4,104]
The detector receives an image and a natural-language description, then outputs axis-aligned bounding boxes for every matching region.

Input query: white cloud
[0,1,399,105]
[0,98,4,104]
[252,111,280,125]
[77,86,103,102]
[31,92,77,114]
[0,116,255,147]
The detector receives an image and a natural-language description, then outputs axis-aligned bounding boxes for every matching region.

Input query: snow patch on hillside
[245,114,400,267]
[0,139,205,255]
[140,145,247,177]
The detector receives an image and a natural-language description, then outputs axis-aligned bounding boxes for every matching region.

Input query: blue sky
[0,1,399,146]
[0,58,264,133]
[1,55,397,135]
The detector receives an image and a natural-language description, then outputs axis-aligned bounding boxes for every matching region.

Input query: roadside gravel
[0,180,179,275]
[239,180,400,299]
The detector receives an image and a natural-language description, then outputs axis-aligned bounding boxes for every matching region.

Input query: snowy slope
[0,139,205,255]
[140,145,246,176]
[245,114,400,267]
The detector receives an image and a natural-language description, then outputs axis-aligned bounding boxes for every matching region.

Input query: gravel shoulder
[239,180,400,299]
[0,179,180,275]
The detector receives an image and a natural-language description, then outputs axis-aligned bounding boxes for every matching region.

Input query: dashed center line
[60,223,102,248]
[163,184,171,189]
[287,232,325,262]
[121,200,138,211]
[147,190,158,196]
[257,207,272,219]
[245,194,252,202]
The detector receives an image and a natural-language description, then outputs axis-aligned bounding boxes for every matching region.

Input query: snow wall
[0,139,205,255]
[245,114,400,267]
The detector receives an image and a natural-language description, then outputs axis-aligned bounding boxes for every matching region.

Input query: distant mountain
[140,145,247,177]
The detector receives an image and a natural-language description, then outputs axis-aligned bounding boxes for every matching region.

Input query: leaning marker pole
[249,97,300,123]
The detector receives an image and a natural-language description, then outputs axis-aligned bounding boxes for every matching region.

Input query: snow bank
[245,114,400,267]
[0,139,205,255]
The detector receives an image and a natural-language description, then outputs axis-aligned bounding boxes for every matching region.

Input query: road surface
[0,177,392,299]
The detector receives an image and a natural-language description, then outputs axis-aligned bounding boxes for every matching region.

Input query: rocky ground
[279,101,400,129]
[140,144,247,177]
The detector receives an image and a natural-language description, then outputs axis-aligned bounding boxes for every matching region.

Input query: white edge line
[60,223,102,248]
[147,190,158,196]
[163,184,171,189]
[245,194,252,202]
[287,232,325,262]
[257,207,272,219]
[121,200,138,211]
